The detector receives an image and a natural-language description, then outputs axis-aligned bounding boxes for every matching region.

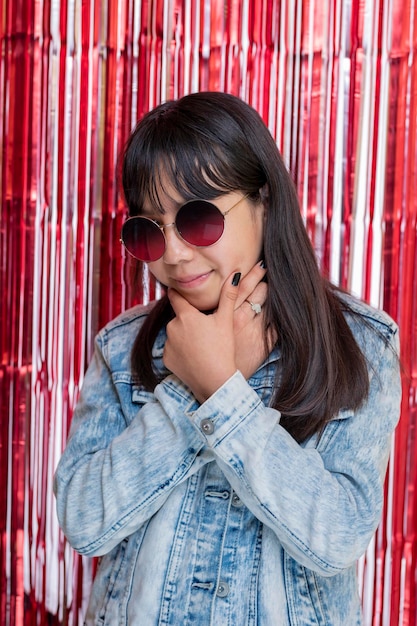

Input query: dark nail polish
[232,272,241,286]
[260,259,266,269]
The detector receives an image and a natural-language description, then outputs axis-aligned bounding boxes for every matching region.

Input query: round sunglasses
[120,194,248,262]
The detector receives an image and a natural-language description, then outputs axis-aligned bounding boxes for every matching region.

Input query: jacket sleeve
[156,324,401,576]
[53,332,211,557]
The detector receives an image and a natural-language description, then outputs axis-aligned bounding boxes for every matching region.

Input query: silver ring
[246,300,262,314]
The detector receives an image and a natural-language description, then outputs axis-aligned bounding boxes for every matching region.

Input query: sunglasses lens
[176,200,225,246]
[121,201,225,260]
[121,218,165,262]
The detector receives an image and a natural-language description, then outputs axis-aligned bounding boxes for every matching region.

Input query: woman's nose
[161,224,194,264]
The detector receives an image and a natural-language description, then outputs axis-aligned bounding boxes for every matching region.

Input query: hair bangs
[123,109,247,217]
[149,147,241,216]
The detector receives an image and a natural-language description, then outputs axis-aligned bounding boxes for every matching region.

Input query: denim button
[231,493,243,507]
[216,581,230,597]
[201,418,214,434]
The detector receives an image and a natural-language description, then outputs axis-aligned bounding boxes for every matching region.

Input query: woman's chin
[185,294,220,313]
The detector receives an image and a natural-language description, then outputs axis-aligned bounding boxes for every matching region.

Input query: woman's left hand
[231,265,273,380]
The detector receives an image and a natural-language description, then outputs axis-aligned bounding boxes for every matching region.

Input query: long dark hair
[121,91,369,443]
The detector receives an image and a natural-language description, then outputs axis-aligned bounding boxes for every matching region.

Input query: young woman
[54,92,401,625]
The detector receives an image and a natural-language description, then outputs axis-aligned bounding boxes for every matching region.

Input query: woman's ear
[259,183,269,204]
[259,184,269,220]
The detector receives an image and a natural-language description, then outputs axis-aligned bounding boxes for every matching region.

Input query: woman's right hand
[163,261,274,402]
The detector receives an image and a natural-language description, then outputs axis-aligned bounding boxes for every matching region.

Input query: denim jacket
[54,293,401,625]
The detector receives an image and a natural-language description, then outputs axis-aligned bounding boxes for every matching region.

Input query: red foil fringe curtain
[0,0,416,624]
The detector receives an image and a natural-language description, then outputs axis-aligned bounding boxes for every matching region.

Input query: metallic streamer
[1,0,416,624]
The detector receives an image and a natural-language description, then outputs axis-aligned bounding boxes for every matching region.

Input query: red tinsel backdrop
[0,0,416,624]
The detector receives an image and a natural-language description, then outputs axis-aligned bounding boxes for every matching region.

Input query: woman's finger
[234,260,266,309]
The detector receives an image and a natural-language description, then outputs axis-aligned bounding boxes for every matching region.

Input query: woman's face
[143,183,265,311]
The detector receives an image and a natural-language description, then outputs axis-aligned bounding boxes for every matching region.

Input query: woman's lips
[173,271,212,288]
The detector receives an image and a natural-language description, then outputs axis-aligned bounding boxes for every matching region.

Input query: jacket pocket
[94,537,130,624]
[284,551,326,625]
[131,387,157,404]
[283,550,362,626]
[112,374,157,426]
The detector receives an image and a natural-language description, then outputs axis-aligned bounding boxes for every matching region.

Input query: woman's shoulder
[335,290,399,358]
[91,300,165,374]
[337,290,397,333]
[94,301,161,357]
[101,301,157,335]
